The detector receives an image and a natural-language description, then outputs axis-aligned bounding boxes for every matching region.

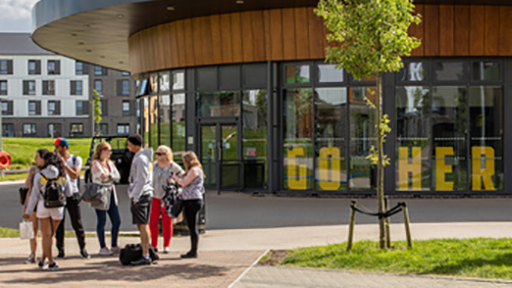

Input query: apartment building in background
[0,33,137,138]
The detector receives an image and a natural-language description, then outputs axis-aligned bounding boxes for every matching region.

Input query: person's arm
[24,174,40,217]
[173,168,199,187]
[109,160,121,182]
[24,166,35,189]
[63,156,81,180]
[91,160,109,181]
[131,157,149,203]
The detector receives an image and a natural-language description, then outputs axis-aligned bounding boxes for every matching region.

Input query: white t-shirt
[65,154,82,194]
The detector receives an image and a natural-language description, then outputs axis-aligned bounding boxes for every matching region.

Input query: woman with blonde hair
[90,142,121,256]
[150,145,185,253]
[172,151,204,258]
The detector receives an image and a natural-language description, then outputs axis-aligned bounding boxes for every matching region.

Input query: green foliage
[93,89,102,136]
[280,238,512,280]
[315,0,421,79]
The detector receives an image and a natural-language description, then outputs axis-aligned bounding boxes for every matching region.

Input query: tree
[93,89,102,136]
[316,0,421,249]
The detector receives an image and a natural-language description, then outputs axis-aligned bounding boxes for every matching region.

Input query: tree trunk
[376,74,386,249]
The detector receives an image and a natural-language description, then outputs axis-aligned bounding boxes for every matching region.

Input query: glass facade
[137,58,506,194]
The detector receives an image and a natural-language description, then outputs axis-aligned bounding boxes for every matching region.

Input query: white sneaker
[98,247,113,256]
[24,253,36,264]
[110,246,121,254]
[163,247,170,254]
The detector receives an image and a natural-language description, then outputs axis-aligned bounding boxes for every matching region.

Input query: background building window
[100,123,108,135]
[117,124,130,134]
[48,100,60,115]
[122,100,130,116]
[42,80,55,95]
[70,123,84,136]
[28,100,40,116]
[94,80,103,95]
[2,123,14,137]
[28,60,41,75]
[0,60,13,75]
[71,80,83,95]
[94,65,107,76]
[1,101,12,115]
[23,124,36,136]
[48,123,61,138]
[100,100,108,116]
[122,71,130,76]
[47,60,60,75]
[117,79,130,96]
[75,61,84,75]
[23,80,36,95]
[75,100,89,115]
[0,80,7,95]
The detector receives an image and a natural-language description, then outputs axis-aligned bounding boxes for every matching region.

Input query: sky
[0,0,39,33]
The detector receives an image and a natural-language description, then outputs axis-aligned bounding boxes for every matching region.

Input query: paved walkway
[2,222,512,287]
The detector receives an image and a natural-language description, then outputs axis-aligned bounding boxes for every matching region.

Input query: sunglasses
[155,152,165,156]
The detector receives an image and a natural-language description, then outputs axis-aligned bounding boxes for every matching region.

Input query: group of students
[21,134,205,270]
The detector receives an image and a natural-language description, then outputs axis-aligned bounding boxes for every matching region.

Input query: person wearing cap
[53,137,90,259]
[126,134,154,265]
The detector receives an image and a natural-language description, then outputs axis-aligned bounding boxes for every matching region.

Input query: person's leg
[131,195,152,265]
[107,198,121,249]
[148,198,161,248]
[54,207,66,255]
[161,204,172,249]
[48,219,61,265]
[66,196,86,251]
[182,200,202,257]
[138,224,151,255]
[29,211,38,254]
[39,217,51,265]
[95,209,107,249]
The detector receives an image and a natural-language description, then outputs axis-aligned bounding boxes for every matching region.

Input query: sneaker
[56,250,65,259]
[80,248,91,259]
[180,252,198,259]
[110,246,121,254]
[131,257,152,266]
[48,262,59,271]
[24,253,36,264]
[163,247,170,254]
[38,261,47,270]
[98,247,113,256]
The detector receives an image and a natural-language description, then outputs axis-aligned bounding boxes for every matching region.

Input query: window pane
[285,65,310,84]
[143,97,149,147]
[397,62,427,82]
[197,91,241,117]
[318,65,343,83]
[159,72,170,92]
[396,86,431,191]
[172,71,184,90]
[472,61,500,82]
[243,89,268,189]
[469,86,503,191]
[149,96,158,150]
[433,61,465,82]
[349,87,376,190]
[432,86,468,191]
[159,95,171,147]
[315,88,347,191]
[283,88,313,190]
[172,93,186,162]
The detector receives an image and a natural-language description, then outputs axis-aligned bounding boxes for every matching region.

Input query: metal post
[384,196,391,249]
[347,201,356,251]
[402,203,413,249]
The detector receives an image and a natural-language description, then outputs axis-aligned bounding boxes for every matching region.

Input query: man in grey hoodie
[126,134,154,265]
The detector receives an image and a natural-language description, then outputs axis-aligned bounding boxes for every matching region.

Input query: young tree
[316,0,421,248]
[93,89,102,136]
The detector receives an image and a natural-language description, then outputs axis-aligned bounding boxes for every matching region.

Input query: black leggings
[183,199,203,254]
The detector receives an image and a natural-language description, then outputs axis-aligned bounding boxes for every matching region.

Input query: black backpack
[119,244,159,265]
[40,173,66,208]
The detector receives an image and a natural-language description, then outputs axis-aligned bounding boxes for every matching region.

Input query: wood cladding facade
[129,5,512,75]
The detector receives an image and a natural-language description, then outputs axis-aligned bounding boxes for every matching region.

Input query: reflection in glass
[398,62,426,82]
[201,125,217,187]
[172,93,186,162]
[197,91,241,117]
[158,95,171,147]
[149,96,158,151]
[472,61,500,82]
[243,90,268,189]
[149,73,158,94]
[220,125,239,187]
[349,87,376,190]
[142,97,149,147]
[396,86,430,191]
[173,71,185,90]
[431,86,467,191]
[285,65,310,84]
[315,88,347,190]
[469,86,503,191]
[159,72,170,92]
[433,61,465,81]
[318,65,343,83]
[283,88,313,190]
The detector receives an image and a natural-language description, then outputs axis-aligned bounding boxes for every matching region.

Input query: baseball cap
[53,137,70,148]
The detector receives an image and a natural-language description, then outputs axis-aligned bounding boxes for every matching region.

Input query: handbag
[82,182,109,205]
[19,187,29,206]
[162,184,183,218]
[19,220,34,239]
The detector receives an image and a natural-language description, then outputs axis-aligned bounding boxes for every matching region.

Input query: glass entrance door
[200,122,241,191]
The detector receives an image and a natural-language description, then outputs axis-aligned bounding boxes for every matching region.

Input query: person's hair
[38,149,66,176]
[127,134,143,147]
[92,142,110,162]
[182,151,205,177]
[157,145,173,162]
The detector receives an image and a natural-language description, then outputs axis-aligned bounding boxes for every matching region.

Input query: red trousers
[149,198,173,248]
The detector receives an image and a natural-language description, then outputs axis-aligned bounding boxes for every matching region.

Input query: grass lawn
[263,238,512,280]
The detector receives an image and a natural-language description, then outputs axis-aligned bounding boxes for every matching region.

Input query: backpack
[40,173,66,208]
[119,244,159,265]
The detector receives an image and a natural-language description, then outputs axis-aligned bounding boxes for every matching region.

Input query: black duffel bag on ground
[119,243,159,265]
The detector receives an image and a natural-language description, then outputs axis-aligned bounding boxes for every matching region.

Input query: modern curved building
[31,0,512,195]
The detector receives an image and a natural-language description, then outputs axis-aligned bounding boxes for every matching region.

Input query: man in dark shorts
[126,134,154,265]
